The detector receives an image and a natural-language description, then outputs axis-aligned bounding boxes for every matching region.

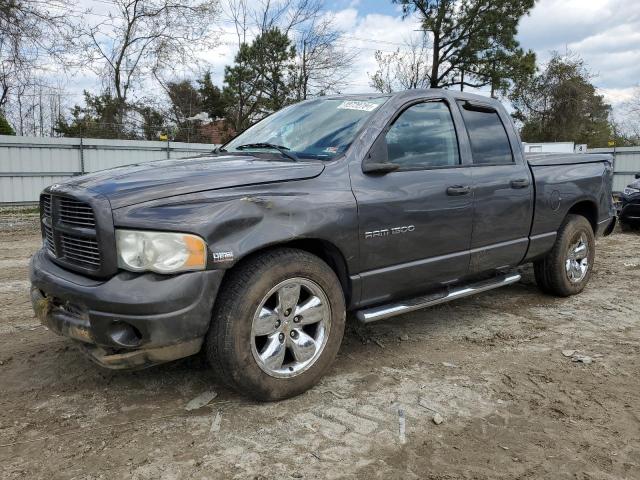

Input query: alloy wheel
[250,277,331,378]
[565,233,589,283]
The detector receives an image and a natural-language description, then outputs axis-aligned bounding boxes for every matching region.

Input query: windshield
[223,97,389,160]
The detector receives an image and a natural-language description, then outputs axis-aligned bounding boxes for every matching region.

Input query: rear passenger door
[457,101,533,273]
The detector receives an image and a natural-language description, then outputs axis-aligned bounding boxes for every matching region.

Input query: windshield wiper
[235,143,299,162]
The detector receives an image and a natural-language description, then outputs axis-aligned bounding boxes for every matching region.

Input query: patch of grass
[0,206,40,215]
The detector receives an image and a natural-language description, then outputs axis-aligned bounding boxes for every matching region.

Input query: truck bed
[526,152,612,167]
[524,151,615,263]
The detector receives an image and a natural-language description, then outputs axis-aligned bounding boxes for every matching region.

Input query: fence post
[167,140,170,159]
[79,137,85,174]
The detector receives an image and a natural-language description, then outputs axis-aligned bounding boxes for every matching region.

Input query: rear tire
[533,214,595,297]
[206,248,346,401]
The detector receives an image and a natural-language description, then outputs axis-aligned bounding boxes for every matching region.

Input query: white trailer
[522,142,576,153]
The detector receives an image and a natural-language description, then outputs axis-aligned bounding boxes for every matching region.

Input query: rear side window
[459,102,514,165]
[385,101,460,169]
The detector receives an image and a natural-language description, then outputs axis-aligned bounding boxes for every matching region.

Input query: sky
[67,0,640,109]
[323,0,640,106]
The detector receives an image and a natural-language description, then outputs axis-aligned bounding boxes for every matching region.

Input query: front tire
[206,248,346,401]
[534,214,595,297]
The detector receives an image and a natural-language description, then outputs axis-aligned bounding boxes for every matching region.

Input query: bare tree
[225,0,250,46]
[616,86,640,143]
[73,0,222,120]
[628,88,640,115]
[0,0,69,110]
[294,13,356,100]
[253,0,322,36]
[223,0,254,133]
[391,0,535,91]
[223,0,354,105]
[369,35,431,93]
[0,1,72,135]
[6,83,67,136]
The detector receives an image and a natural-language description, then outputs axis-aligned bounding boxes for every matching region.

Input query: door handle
[446,185,471,196]
[510,178,530,189]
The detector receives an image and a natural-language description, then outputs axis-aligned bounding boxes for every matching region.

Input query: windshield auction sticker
[337,101,380,112]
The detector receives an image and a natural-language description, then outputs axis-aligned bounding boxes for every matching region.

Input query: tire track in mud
[229,365,502,471]
[0,280,30,294]
[0,277,38,334]
[0,259,29,269]
[2,224,640,479]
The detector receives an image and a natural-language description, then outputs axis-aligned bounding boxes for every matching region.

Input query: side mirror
[362,135,398,174]
[635,173,640,179]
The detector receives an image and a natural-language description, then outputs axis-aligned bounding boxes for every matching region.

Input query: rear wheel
[206,248,345,401]
[534,214,595,297]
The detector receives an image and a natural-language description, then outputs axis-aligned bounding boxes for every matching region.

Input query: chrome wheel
[250,277,331,378]
[565,234,589,283]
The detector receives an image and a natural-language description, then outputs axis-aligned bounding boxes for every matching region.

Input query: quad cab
[31,90,616,400]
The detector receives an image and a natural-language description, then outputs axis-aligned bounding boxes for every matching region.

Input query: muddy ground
[0,209,639,479]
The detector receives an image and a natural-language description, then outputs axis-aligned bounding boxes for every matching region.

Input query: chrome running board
[356,272,521,324]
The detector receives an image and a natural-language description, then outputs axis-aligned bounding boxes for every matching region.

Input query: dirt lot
[1,210,639,480]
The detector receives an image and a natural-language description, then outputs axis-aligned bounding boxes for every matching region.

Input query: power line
[57,1,414,49]
[5,1,418,105]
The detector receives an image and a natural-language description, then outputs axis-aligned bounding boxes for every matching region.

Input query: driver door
[350,99,474,307]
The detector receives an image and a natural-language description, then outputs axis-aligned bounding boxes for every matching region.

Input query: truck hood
[57,154,325,208]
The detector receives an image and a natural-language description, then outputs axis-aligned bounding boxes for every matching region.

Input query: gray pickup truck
[30,90,615,400]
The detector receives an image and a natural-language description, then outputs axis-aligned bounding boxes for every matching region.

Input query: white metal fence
[588,146,640,192]
[1,136,639,205]
[0,135,217,204]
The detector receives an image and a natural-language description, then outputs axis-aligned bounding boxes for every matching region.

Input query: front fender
[111,162,360,274]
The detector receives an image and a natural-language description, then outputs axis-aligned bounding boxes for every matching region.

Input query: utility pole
[17,92,23,136]
[39,88,44,136]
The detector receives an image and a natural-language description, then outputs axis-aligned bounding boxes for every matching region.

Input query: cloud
[335,0,640,103]
[600,87,636,105]
[518,0,640,105]
[206,6,421,94]
[333,10,422,92]
[57,0,640,112]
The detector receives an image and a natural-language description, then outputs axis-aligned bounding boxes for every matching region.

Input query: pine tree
[55,91,135,139]
[510,52,613,148]
[0,113,15,135]
[223,28,296,132]
[198,71,226,120]
[392,0,536,90]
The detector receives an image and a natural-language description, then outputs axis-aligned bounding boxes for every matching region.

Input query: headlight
[624,187,640,196]
[116,230,207,273]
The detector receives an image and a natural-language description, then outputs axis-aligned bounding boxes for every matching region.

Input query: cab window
[385,101,460,169]
[459,103,514,165]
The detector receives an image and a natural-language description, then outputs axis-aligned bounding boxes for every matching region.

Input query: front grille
[40,193,105,274]
[42,195,52,217]
[60,234,101,267]
[43,224,55,255]
[59,197,96,228]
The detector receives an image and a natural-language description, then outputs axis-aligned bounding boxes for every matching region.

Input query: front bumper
[30,248,224,369]
[620,197,640,223]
